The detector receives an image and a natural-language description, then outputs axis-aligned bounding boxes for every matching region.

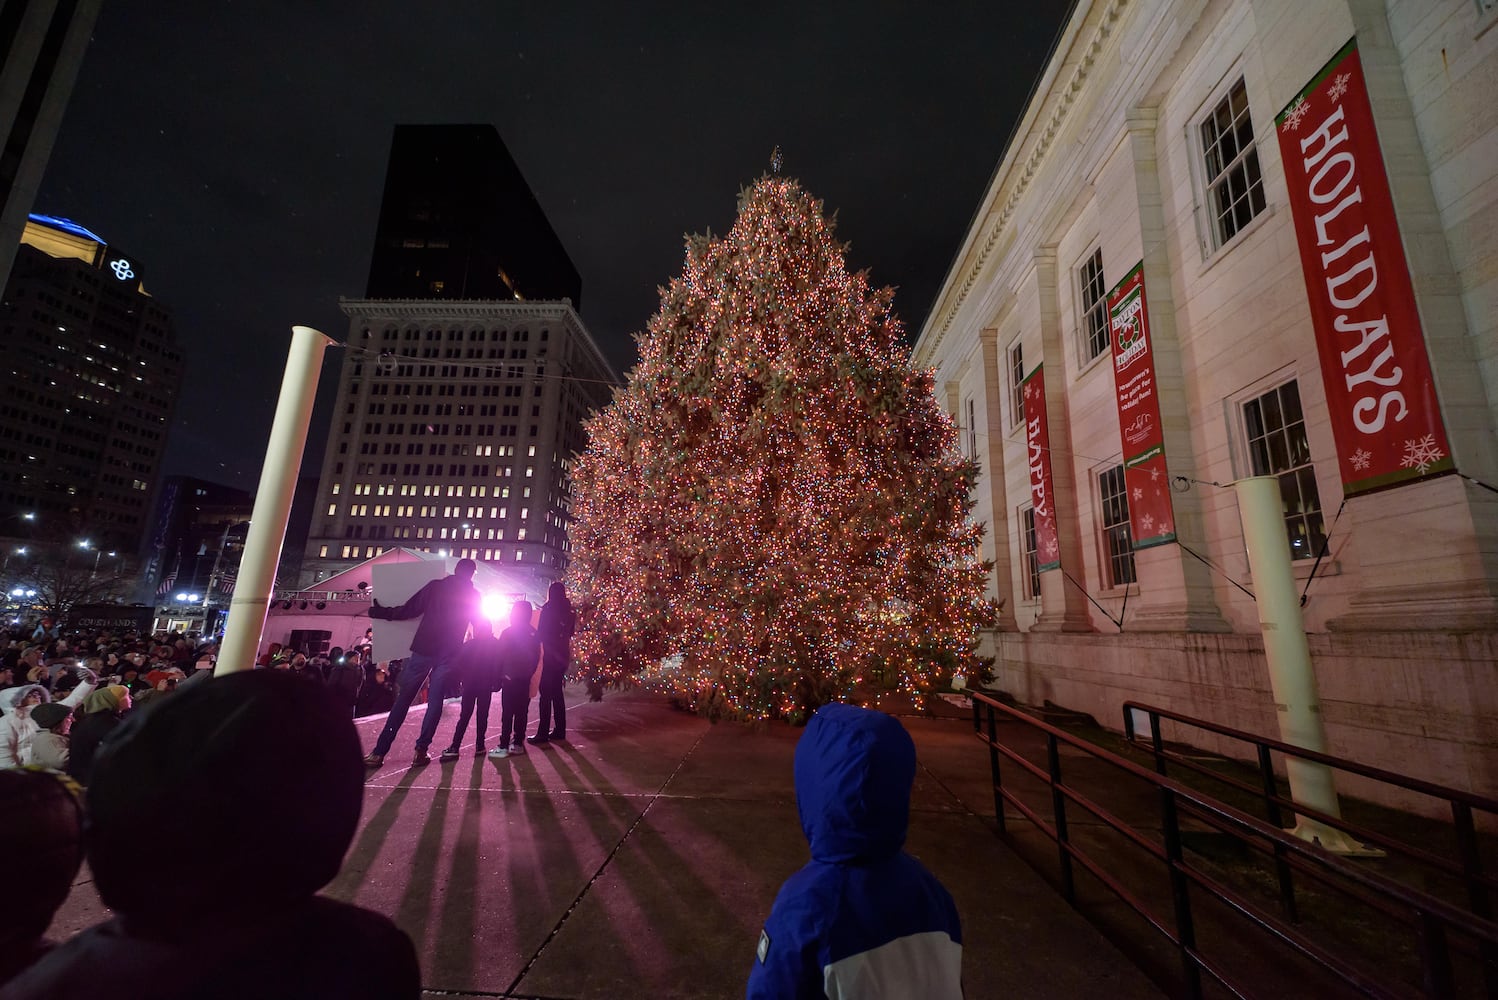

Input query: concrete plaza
[49,685,1162,999]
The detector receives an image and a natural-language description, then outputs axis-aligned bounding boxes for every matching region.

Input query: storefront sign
[1022,365,1060,572]
[1276,38,1452,494]
[1108,262,1176,548]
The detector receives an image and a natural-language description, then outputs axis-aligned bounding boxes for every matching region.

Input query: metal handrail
[1120,701,1497,922]
[970,689,1498,999]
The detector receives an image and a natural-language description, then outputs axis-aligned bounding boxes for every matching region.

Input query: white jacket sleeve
[0,717,20,769]
[59,678,97,710]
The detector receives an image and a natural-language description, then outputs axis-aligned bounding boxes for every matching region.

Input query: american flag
[155,548,180,597]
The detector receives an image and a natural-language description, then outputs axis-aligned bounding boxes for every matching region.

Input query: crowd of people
[0,571,965,997]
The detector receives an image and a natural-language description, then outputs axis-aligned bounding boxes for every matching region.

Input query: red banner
[1022,365,1060,572]
[1107,262,1176,549]
[1276,39,1452,494]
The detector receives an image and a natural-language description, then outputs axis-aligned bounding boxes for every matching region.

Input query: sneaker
[439,746,460,761]
[526,734,549,746]
[488,746,510,758]
[509,741,526,756]
[411,749,431,767]
[363,753,384,768]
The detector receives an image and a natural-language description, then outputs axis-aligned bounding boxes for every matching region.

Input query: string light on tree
[566,174,997,722]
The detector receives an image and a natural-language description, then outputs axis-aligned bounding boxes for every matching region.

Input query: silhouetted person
[489,601,540,759]
[0,769,84,987]
[529,582,575,744]
[441,624,503,759]
[747,704,962,999]
[2,670,421,1000]
[364,558,484,767]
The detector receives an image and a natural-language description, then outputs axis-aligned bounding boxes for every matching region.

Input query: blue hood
[794,703,915,864]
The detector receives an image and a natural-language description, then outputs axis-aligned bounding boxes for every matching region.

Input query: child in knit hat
[28,703,73,772]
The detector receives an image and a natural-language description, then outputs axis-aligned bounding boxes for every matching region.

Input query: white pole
[217,326,335,674]
[1234,476,1370,852]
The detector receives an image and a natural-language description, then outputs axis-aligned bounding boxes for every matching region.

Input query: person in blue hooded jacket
[747,703,963,999]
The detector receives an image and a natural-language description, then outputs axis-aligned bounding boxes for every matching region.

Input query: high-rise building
[364,124,582,307]
[301,125,614,596]
[300,299,615,596]
[0,0,102,289]
[0,214,184,555]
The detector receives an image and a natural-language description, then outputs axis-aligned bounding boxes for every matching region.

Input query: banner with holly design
[1275,38,1452,494]
[1022,364,1061,572]
[1107,262,1176,549]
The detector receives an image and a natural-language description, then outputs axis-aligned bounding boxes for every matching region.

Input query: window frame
[1075,247,1109,368]
[1095,462,1137,589]
[1007,339,1025,430]
[1231,374,1328,563]
[1018,504,1041,602]
[1190,70,1269,257]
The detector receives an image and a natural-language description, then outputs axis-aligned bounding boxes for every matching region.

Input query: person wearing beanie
[0,666,97,769]
[747,704,963,999]
[3,670,421,999]
[0,769,85,987]
[65,686,131,786]
[28,703,73,772]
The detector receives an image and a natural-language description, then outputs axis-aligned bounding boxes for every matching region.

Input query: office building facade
[0,213,184,555]
[300,299,616,597]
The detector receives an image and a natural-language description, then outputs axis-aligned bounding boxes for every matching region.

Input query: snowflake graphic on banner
[1132,487,1144,501]
[1025,381,1038,401]
[1327,73,1351,102]
[1140,513,1156,534]
[1039,533,1058,560]
[1150,466,1162,482]
[1400,435,1446,475]
[1281,96,1311,132]
[1349,448,1372,472]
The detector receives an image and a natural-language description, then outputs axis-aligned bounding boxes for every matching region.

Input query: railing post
[1149,710,1167,776]
[1452,801,1498,995]
[988,704,1005,836]
[1416,912,1456,998]
[1160,786,1203,1000]
[1259,744,1298,922]
[1047,733,1075,903]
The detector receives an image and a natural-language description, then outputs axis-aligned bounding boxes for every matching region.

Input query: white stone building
[300,299,617,600]
[914,0,1497,807]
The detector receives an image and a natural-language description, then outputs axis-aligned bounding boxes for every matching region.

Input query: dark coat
[452,636,504,693]
[368,574,483,659]
[537,598,575,669]
[497,625,541,684]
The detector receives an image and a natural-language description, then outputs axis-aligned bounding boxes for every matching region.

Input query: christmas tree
[567,175,995,721]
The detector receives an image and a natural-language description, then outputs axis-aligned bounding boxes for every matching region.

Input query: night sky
[35,3,1071,491]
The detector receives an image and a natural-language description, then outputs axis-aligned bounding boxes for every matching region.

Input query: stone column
[1123,107,1230,632]
[980,328,1019,630]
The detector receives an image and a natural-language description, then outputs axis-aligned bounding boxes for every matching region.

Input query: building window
[1243,379,1325,560]
[1078,249,1108,363]
[1200,78,1266,249]
[1098,464,1136,587]
[1008,341,1024,428]
[1020,506,1040,600]
[964,397,977,461]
